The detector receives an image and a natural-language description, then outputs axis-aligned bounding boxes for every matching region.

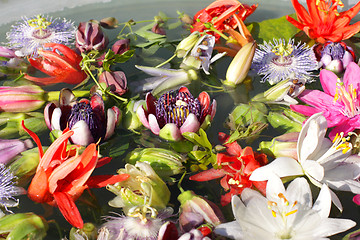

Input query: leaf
[248,14,300,44]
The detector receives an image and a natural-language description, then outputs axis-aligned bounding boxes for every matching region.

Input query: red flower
[191,0,257,40]
[22,121,129,228]
[25,43,87,85]
[286,0,360,43]
[189,132,268,206]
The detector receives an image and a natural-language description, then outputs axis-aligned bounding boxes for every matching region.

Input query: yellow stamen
[285,209,298,216]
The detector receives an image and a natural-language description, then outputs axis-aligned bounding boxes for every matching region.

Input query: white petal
[104,108,116,140]
[286,177,312,208]
[50,108,62,131]
[266,174,286,202]
[302,160,324,181]
[329,188,343,212]
[298,113,327,162]
[323,164,360,193]
[313,184,331,219]
[231,195,246,220]
[70,120,94,146]
[148,114,161,135]
[250,157,303,181]
[240,188,264,206]
[314,218,355,237]
[214,221,244,239]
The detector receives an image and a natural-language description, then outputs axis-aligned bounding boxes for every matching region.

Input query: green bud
[123,100,145,131]
[176,32,201,58]
[0,213,48,240]
[267,112,302,133]
[70,223,97,240]
[125,148,185,178]
[224,42,256,87]
[229,103,268,127]
[259,132,299,159]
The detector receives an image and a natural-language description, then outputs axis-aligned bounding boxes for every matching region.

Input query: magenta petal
[290,104,321,116]
[319,69,338,96]
[298,90,335,108]
[328,120,354,140]
[353,194,360,205]
[180,114,200,134]
[343,62,360,89]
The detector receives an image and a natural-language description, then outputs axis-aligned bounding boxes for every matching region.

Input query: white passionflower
[250,112,360,210]
[215,176,356,240]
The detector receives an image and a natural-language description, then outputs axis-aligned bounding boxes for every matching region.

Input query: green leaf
[248,14,300,44]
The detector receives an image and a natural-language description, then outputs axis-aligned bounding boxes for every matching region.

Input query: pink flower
[291,62,360,139]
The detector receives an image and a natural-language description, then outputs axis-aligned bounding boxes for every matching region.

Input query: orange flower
[22,121,129,228]
[286,0,360,43]
[191,0,257,40]
[25,43,87,85]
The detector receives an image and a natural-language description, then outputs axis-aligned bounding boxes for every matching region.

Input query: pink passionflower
[137,86,216,141]
[291,62,360,139]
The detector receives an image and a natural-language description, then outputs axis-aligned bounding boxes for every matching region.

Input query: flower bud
[152,23,166,35]
[0,213,48,239]
[99,71,127,96]
[176,32,201,58]
[252,78,305,105]
[224,41,256,87]
[267,111,303,133]
[100,17,119,29]
[0,85,45,112]
[0,46,16,59]
[178,190,225,232]
[125,148,185,179]
[0,138,33,165]
[107,162,170,214]
[259,132,299,159]
[76,21,109,53]
[122,100,145,131]
[70,223,97,240]
[111,39,130,55]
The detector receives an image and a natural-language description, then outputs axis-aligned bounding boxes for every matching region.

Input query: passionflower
[24,43,87,85]
[6,15,75,57]
[44,88,120,146]
[191,0,257,41]
[190,133,268,206]
[136,86,216,141]
[251,38,319,85]
[286,0,360,43]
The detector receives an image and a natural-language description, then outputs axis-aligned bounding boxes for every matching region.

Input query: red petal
[86,174,130,188]
[53,192,83,228]
[43,43,83,67]
[95,157,112,168]
[21,120,44,158]
[189,168,225,181]
[291,0,312,25]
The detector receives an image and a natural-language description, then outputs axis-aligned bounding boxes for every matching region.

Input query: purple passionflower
[251,38,319,85]
[136,86,216,141]
[314,41,355,73]
[6,15,75,57]
[44,88,120,146]
[75,20,109,53]
[291,62,360,139]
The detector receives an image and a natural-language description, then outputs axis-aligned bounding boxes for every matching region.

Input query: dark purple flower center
[155,89,201,128]
[272,56,293,66]
[322,42,345,60]
[68,101,105,142]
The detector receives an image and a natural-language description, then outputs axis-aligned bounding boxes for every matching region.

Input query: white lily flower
[250,112,360,210]
[215,176,356,240]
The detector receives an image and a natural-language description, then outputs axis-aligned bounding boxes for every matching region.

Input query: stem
[155,54,177,68]
[208,26,229,41]
[178,171,187,193]
[45,90,90,102]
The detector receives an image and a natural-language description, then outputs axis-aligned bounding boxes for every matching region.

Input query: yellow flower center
[333,79,360,118]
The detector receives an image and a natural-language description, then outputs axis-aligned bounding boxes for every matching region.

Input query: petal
[314,218,355,237]
[189,168,226,181]
[159,123,182,141]
[319,69,338,96]
[265,175,285,201]
[328,120,354,140]
[86,174,130,188]
[104,108,116,140]
[343,62,360,89]
[249,157,304,181]
[180,113,200,134]
[312,184,331,219]
[148,114,161,135]
[297,90,335,108]
[53,192,83,228]
[214,221,243,239]
[70,120,94,146]
[136,106,150,129]
[50,108,62,131]
[302,160,324,182]
[290,104,321,116]
[286,177,312,208]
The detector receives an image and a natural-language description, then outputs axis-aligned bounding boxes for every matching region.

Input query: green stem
[209,26,229,41]
[177,171,187,193]
[155,54,177,68]
[45,90,90,102]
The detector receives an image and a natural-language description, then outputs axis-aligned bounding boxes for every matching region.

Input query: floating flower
[191,0,257,41]
[314,41,355,74]
[291,62,360,139]
[97,207,173,240]
[215,175,356,239]
[250,113,360,210]
[251,38,319,85]
[22,122,129,228]
[24,43,87,85]
[190,132,268,206]
[75,20,108,53]
[6,15,75,57]
[136,86,216,141]
[44,88,120,146]
[0,164,26,215]
[286,0,360,43]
